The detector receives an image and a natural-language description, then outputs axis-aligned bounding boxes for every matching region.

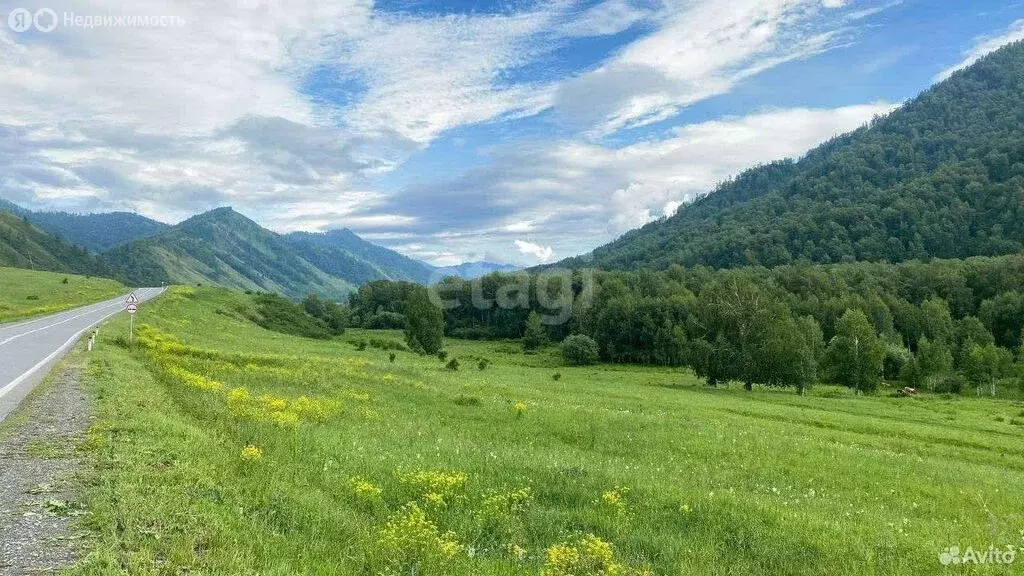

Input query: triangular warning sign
[126,292,139,305]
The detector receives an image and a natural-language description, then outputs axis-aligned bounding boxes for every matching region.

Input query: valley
[63,286,1024,574]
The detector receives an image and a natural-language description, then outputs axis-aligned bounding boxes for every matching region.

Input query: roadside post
[126,292,139,345]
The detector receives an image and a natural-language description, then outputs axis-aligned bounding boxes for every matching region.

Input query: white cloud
[515,240,556,263]
[339,7,564,145]
[934,19,1024,82]
[374,102,895,262]
[552,0,859,135]
[561,0,652,38]
[0,0,903,266]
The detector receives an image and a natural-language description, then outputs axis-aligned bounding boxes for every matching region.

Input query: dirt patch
[0,356,92,575]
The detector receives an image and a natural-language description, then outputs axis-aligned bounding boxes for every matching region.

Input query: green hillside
[0,266,125,322]
[0,211,116,278]
[285,229,435,284]
[25,210,168,252]
[105,208,353,299]
[561,41,1024,272]
[0,199,168,252]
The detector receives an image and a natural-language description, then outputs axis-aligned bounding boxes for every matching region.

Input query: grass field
[68,286,1024,575]
[0,266,125,323]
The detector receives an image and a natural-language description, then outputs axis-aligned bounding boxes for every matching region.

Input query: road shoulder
[0,346,92,574]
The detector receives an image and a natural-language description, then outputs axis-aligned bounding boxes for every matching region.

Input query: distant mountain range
[0,199,169,252]
[434,261,520,279]
[0,211,115,278]
[558,40,1024,272]
[0,200,518,298]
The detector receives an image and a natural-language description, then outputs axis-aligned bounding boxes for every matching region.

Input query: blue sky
[1,0,1023,265]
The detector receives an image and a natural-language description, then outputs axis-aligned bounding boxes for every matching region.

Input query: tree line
[348,254,1024,395]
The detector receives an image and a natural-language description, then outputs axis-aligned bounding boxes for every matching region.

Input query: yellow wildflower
[601,486,629,514]
[482,488,533,519]
[507,543,528,561]
[377,503,463,572]
[240,444,262,462]
[397,470,468,499]
[541,534,651,576]
[513,401,528,417]
[349,476,383,499]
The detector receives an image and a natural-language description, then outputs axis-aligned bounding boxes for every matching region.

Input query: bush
[301,293,349,335]
[478,359,489,371]
[934,374,964,394]
[561,335,599,366]
[437,351,448,362]
[454,394,481,407]
[389,353,396,363]
[446,358,460,371]
[249,293,333,339]
[365,311,407,330]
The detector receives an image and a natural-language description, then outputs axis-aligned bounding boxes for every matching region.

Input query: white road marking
[0,298,116,332]
[0,288,161,401]
[0,300,126,347]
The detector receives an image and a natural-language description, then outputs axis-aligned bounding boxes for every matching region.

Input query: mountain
[0,211,116,277]
[434,261,520,279]
[284,229,435,284]
[25,211,168,252]
[0,199,168,252]
[105,208,354,299]
[560,41,1024,272]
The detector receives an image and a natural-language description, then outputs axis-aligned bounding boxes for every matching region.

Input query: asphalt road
[0,287,165,423]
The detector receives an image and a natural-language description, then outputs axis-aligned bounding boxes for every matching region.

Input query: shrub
[301,293,349,335]
[522,311,547,352]
[250,293,333,339]
[446,358,460,371]
[437,351,448,362]
[61,277,69,284]
[25,295,39,300]
[389,353,396,363]
[561,335,599,366]
[478,359,489,371]
[553,373,562,381]
[364,311,406,329]
[934,374,964,394]
[454,394,481,407]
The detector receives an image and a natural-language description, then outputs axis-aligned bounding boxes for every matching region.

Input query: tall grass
[70,286,1024,575]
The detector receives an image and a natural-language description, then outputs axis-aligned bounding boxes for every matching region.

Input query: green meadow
[0,266,125,323]
[68,286,1024,575]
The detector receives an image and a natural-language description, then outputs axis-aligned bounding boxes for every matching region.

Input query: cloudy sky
[1,0,1023,266]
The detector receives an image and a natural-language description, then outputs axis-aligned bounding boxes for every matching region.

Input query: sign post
[126,292,139,346]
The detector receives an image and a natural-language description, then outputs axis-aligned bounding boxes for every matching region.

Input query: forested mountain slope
[105,208,354,299]
[25,211,168,252]
[561,41,1024,271]
[284,229,435,285]
[0,212,116,277]
[0,200,168,252]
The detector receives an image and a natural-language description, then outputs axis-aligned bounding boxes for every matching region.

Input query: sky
[1,1,1023,266]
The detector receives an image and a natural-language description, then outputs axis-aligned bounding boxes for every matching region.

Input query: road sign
[126,292,139,305]
[126,304,138,314]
